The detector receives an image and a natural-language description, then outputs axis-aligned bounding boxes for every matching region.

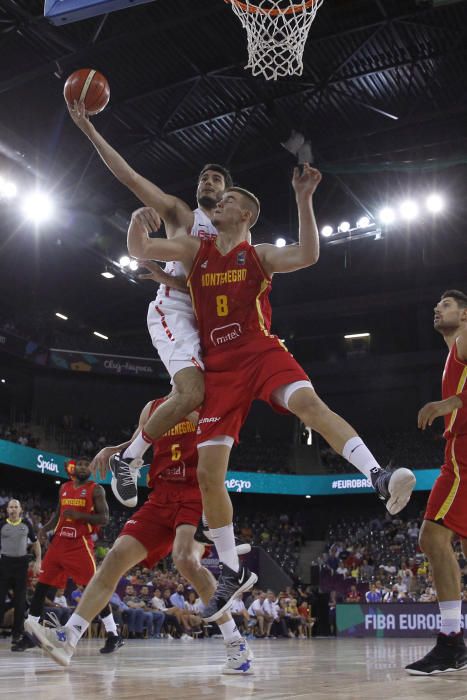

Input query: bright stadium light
[379,207,396,225]
[345,332,370,340]
[400,199,419,221]
[93,331,109,340]
[0,178,17,199]
[101,271,115,279]
[55,312,68,321]
[21,191,55,223]
[129,259,139,271]
[305,495,311,499]
[337,221,351,233]
[275,237,286,248]
[119,255,130,268]
[1,379,6,384]
[356,216,371,229]
[321,225,333,238]
[426,193,444,214]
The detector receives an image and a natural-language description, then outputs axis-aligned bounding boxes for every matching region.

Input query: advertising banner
[0,440,438,495]
[48,348,167,379]
[337,603,467,638]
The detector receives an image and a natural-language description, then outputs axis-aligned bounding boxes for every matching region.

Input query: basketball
[63,68,110,115]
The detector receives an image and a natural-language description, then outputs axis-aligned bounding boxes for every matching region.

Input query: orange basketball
[64,68,110,116]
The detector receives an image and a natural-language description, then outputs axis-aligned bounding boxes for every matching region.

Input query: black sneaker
[202,564,258,622]
[370,467,416,515]
[99,632,125,654]
[194,518,214,546]
[405,632,467,675]
[109,453,143,507]
[11,634,35,652]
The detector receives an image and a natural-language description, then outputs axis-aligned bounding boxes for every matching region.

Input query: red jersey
[187,239,274,355]
[147,399,198,490]
[442,341,467,439]
[54,480,97,540]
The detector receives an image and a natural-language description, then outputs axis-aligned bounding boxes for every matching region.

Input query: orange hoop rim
[225,0,319,16]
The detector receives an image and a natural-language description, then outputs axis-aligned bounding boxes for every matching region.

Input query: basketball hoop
[225,0,324,81]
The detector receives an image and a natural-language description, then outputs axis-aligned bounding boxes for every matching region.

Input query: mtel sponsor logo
[225,478,252,493]
[37,454,59,474]
[210,323,242,347]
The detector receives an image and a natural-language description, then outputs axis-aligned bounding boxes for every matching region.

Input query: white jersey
[154,207,218,311]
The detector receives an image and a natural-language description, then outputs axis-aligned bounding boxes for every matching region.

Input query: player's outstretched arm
[138,260,187,293]
[256,164,321,275]
[67,100,193,230]
[128,207,199,267]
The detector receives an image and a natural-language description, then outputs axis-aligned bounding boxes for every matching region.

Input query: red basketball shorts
[119,483,202,568]
[38,535,96,588]
[425,435,467,538]
[197,335,310,444]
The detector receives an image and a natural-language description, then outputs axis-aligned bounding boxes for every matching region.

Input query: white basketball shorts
[147,299,204,381]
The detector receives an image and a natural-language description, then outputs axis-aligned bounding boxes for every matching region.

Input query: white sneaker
[24,619,75,667]
[372,467,416,515]
[180,633,194,641]
[222,637,253,674]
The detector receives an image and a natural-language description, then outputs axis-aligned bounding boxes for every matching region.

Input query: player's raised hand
[417,396,462,430]
[138,260,167,282]
[292,163,322,198]
[90,446,120,481]
[67,99,93,135]
[131,206,162,234]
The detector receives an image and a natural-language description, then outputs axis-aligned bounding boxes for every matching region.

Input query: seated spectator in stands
[407,521,420,540]
[263,590,288,638]
[230,597,249,635]
[169,583,186,610]
[153,588,190,639]
[248,591,267,637]
[297,599,315,638]
[140,585,165,638]
[284,597,306,639]
[123,584,154,638]
[345,585,361,603]
[184,591,202,635]
[336,562,349,577]
[418,587,436,603]
[360,559,374,581]
[71,584,84,607]
[43,588,72,625]
[365,583,382,604]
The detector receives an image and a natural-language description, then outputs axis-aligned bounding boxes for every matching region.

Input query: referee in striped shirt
[0,499,42,649]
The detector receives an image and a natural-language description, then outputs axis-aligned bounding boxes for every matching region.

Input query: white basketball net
[227,0,324,81]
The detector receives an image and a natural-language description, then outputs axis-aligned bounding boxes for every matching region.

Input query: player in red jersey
[17,458,121,653]
[25,398,253,674]
[406,289,467,675]
[126,164,415,621]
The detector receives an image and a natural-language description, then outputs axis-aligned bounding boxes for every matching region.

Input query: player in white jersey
[67,101,232,506]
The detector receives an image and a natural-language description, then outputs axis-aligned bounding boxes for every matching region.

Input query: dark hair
[441,289,467,308]
[198,163,233,189]
[226,186,261,227]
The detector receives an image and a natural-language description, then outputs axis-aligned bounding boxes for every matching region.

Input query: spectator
[365,583,382,604]
[230,597,249,635]
[345,585,361,603]
[123,584,154,638]
[247,591,267,637]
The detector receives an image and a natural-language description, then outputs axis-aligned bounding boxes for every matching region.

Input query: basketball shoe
[109,453,143,507]
[194,518,252,556]
[222,637,253,674]
[371,467,416,515]
[405,632,467,675]
[11,634,35,652]
[24,618,75,667]
[202,563,258,622]
[99,632,125,654]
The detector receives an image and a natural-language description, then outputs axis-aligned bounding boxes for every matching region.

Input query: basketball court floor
[0,637,465,699]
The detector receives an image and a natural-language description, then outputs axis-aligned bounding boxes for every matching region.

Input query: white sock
[342,437,381,480]
[101,612,118,636]
[439,600,462,635]
[122,430,152,461]
[27,614,40,623]
[209,524,240,572]
[65,613,89,647]
[218,618,242,643]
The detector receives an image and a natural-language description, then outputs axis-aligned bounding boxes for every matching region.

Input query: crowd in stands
[315,511,467,609]
[0,423,40,449]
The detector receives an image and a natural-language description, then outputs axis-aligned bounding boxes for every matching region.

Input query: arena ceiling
[0,0,466,348]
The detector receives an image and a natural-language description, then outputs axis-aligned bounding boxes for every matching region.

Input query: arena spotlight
[356,216,371,229]
[0,178,17,199]
[275,237,286,248]
[119,255,130,268]
[101,270,115,279]
[93,331,109,340]
[321,225,333,238]
[55,312,68,321]
[399,200,419,221]
[54,480,61,485]
[129,259,139,271]
[305,495,311,499]
[379,207,396,225]
[21,191,55,223]
[345,332,370,339]
[337,221,351,233]
[1,379,5,384]
[426,193,444,213]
